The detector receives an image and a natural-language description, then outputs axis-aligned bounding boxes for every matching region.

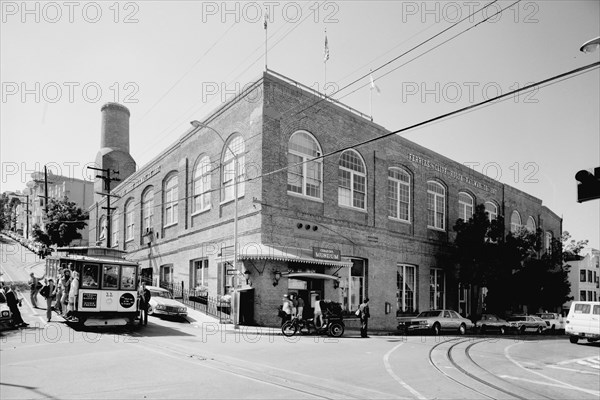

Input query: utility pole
[88,167,120,247]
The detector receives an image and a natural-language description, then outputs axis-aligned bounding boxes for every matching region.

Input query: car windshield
[150,290,173,299]
[418,311,441,318]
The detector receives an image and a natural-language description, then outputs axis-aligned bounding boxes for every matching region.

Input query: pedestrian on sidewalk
[44,278,55,322]
[138,282,151,326]
[281,294,292,326]
[29,272,44,308]
[359,298,370,338]
[2,285,28,327]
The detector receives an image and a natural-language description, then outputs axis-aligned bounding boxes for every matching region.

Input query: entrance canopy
[230,244,353,268]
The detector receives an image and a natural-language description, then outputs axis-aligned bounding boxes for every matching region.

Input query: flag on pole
[369,72,381,94]
[324,29,329,63]
[264,9,268,30]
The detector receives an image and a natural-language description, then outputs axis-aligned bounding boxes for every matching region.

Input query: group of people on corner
[279,293,370,338]
[280,293,306,325]
[29,268,80,323]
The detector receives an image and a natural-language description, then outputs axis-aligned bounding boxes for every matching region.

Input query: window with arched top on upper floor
[484,201,498,222]
[387,167,411,223]
[222,134,245,203]
[458,192,474,222]
[141,186,154,232]
[510,210,522,233]
[545,231,553,253]
[111,210,119,247]
[338,149,367,210]
[427,180,446,230]
[526,216,536,232]
[124,198,135,242]
[287,131,323,200]
[193,155,212,213]
[164,173,178,227]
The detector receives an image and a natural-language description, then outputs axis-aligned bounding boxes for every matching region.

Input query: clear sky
[1,0,599,248]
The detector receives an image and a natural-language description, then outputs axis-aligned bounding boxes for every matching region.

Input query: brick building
[88,70,562,330]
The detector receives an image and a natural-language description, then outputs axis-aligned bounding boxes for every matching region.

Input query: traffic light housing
[575,167,600,203]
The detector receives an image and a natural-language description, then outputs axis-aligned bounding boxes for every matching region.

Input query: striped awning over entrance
[230,244,353,268]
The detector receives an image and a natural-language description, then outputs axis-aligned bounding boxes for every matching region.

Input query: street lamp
[190,120,241,325]
[580,37,600,54]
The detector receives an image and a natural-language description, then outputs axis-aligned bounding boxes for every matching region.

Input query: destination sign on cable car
[312,247,341,261]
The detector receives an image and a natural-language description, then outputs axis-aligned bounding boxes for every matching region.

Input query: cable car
[45,247,140,327]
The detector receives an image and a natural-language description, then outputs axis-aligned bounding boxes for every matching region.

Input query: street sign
[226,269,239,276]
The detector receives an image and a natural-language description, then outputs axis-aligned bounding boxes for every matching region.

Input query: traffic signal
[575,167,600,203]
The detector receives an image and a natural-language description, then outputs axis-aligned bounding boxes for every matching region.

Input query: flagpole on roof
[264,8,269,70]
[324,28,329,94]
[369,70,381,122]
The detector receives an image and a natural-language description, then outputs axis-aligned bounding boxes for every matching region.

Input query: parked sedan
[507,315,547,334]
[147,286,188,318]
[474,314,508,334]
[536,312,565,332]
[397,309,474,335]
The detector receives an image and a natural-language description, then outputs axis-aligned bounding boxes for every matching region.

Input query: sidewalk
[184,307,397,337]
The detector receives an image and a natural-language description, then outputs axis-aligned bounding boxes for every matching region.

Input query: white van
[565,301,600,344]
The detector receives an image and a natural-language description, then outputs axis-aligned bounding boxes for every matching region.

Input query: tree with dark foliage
[31,197,88,247]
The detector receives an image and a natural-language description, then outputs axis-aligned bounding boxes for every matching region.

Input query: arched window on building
[427,181,446,230]
[164,174,178,227]
[458,192,474,222]
[287,131,323,200]
[98,215,106,243]
[193,155,212,213]
[141,186,154,233]
[124,199,134,242]
[484,201,498,222]
[388,167,411,222]
[111,210,119,248]
[526,216,536,232]
[510,210,522,233]
[338,149,366,210]
[222,134,245,202]
[545,231,553,253]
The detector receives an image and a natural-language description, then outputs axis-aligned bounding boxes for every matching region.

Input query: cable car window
[121,266,136,290]
[82,264,99,289]
[102,265,119,289]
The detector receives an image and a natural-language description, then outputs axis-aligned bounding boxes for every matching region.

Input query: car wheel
[432,323,441,336]
[458,324,466,335]
[147,305,154,315]
[536,326,543,335]
[519,326,526,335]
[499,326,506,335]
[569,336,579,344]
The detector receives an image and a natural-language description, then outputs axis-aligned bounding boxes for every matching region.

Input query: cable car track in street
[124,329,405,400]
[428,337,553,400]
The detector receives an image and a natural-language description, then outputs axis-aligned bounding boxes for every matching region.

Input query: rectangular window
[589,270,593,283]
[287,153,303,194]
[191,259,208,289]
[81,264,99,289]
[397,264,417,314]
[111,212,119,247]
[338,169,352,207]
[574,303,590,313]
[430,268,445,309]
[160,264,173,285]
[580,290,587,301]
[580,270,587,282]
[103,265,119,289]
[588,291,594,301]
[593,304,600,315]
[121,266,137,290]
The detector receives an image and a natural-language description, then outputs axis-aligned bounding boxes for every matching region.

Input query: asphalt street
[1,236,599,399]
